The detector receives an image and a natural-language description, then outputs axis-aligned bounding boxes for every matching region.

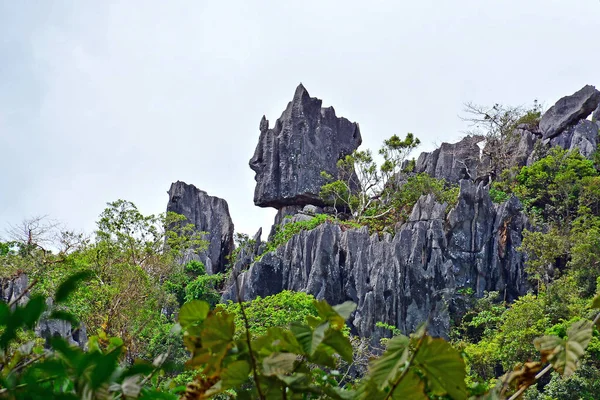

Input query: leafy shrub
[184,272,224,307]
[218,290,318,337]
[489,186,509,204]
[515,147,598,223]
[362,173,459,233]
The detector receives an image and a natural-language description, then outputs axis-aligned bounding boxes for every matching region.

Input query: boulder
[539,85,600,139]
[249,84,362,208]
[167,181,235,274]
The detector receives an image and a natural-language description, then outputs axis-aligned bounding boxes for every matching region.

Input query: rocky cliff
[414,85,600,181]
[0,274,87,348]
[249,84,362,208]
[172,84,600,339]
[223,181,529,339]
[166,181,234,274]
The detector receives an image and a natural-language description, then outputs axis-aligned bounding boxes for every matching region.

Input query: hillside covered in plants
[2,84,600,399]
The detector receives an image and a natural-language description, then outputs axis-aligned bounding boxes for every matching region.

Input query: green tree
[320,133,420,222]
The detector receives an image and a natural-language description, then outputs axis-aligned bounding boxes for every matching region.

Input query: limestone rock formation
[1,274,87,348]
[167,181,234,274]
[223,83,600,340]
[549,119,599,158]
[224,181,529,339]
[539,85,600,140]
[0,274,29,306]
[413,135,485,183]
[36,298,88,349]
[249,84,362,208]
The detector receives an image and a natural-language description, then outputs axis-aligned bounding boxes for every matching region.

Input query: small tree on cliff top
[320,133,420,221]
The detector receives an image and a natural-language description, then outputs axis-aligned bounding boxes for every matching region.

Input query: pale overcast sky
[1,1,599,239]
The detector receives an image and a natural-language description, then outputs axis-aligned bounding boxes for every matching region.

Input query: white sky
[1,1,600,239]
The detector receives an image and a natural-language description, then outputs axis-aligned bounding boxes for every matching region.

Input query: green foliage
[488,186,510,204]
[0,273,175,399]
[515,147,598,223]
[184,273,224,307]
[523,365,600,400]
[320,133,420,222]
[262,214,331,255]
[219,291,318,337]
[163,260,223,308]
[2,270,600,399]
[362,173,459,233]
[259,214,360,258]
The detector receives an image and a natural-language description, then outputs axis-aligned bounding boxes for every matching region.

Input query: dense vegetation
[2,103,600,398]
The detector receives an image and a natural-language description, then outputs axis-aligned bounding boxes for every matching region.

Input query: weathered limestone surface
[0,274,87,348]
[249,84,362,208]
[539,85,600,140]
[224,181,529,339]
[167,181,234,274]
[413,135,485,183]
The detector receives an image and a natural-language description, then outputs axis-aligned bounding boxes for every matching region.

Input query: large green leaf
[90,348,122,389]
[314,300,356,330]
[0,302,10,325]
[389,369,427,400]
[367,334,410,390]
[413,337,468,400]
[290,322,328,356]
[55,270,93,303]
[178,300,209,329]
[322,329,354,363]
[592,292,600,309]
[22,295,46,328]
[221,360,251,388]
[200,311,235,349]
[262,353,297,376]
[535,320,593,377]
[332,301,357,320]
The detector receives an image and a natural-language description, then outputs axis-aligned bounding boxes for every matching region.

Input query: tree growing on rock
[319,133,420,222]
[461,101,543,181]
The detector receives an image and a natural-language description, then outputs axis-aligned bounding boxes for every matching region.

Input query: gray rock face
[547,119,599,159]
[0,274,29,306]
[1,274,87,348]
[167,181,235,274]
[567,120,599,158]
[249,84,362,208]
[36,298,87,349]
[539,85,600,140]
[593,104,600,122]
[224,181,529,339]
[414,135,485,183]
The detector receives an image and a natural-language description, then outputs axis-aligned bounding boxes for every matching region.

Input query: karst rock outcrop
[413,135,486,183]
[413,85,600,184]
[0,274,87,348]
[249,84,362,208]
[167,181,234,274]
[224,181,529,339]
[219,83,600,339]
[539,84,600,140]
